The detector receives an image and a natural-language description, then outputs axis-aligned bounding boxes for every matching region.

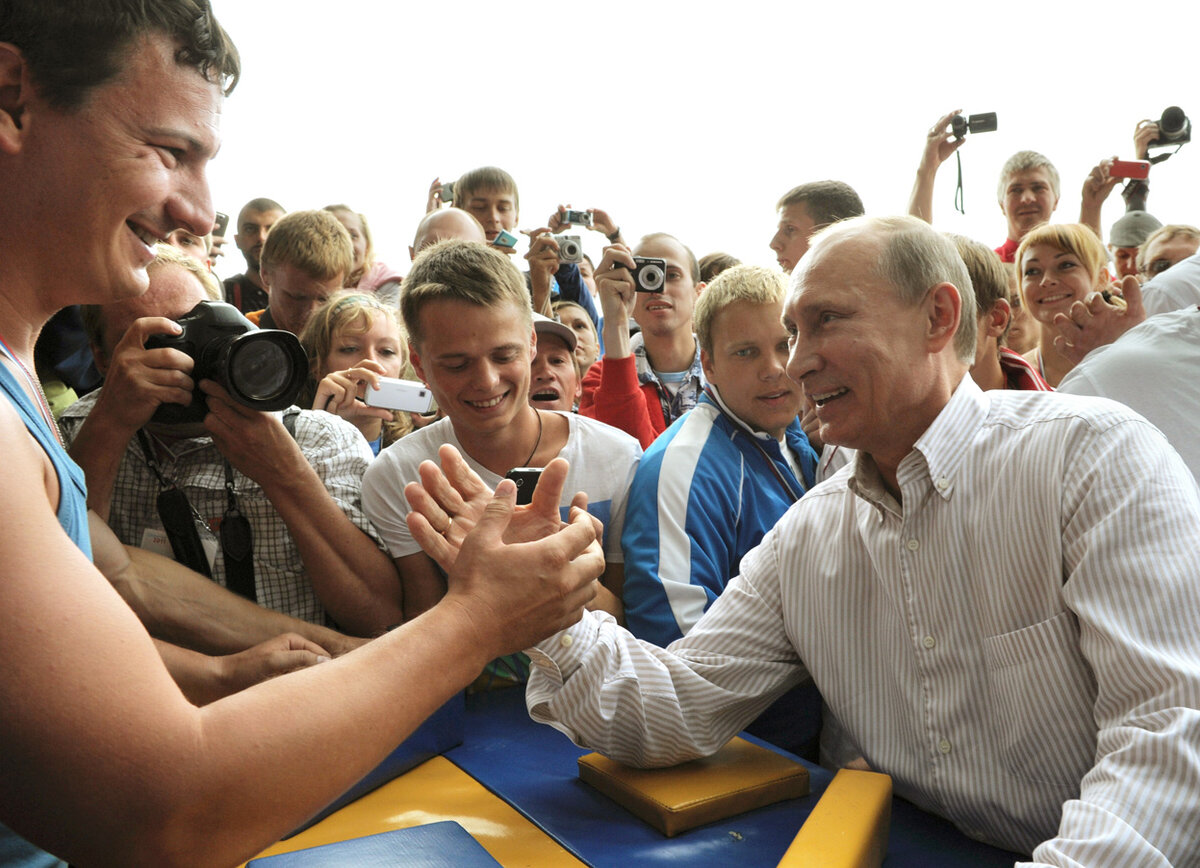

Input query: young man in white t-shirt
[362,240,640,623]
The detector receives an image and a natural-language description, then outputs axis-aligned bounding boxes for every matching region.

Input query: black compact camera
[615,256,667,292]
[951,111,998,139]
[553,234,584,264]
[560,209,592,228]
[144,301,309,424]
[504,467,543,506]
[1149,106,1191,148]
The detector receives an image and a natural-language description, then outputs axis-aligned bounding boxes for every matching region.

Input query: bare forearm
[601,315,633,359]
[259,463,404,635]
[67,411,137,521]
[908,166,938,224]
[155,638,225,705]
[109,535,360,656]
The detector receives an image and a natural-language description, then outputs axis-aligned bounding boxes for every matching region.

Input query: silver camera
[560,209,592,228]
[630,256,666,292]
[553,234,584,264]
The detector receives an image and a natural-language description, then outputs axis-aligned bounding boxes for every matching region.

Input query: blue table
[448,688,1023,867]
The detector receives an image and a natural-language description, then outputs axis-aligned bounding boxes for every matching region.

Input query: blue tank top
[0,348,85,867]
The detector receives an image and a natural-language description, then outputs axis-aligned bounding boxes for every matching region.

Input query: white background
[206,0,1199,279]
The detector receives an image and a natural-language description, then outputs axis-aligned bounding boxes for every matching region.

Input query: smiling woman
[1016,223,1120,387]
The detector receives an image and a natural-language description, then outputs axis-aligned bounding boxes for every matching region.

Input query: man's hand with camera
[908,109,968,223]
[91,317,196,435]
[1079,157,1122,237]
[595,244,639,360]
[69,316,197,520]
[524,227,561,316]
[548,205,624,247]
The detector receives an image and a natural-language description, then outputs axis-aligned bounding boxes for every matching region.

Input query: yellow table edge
[241,756,584,867]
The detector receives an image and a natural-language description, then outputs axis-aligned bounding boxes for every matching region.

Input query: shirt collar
[847,374,984,511]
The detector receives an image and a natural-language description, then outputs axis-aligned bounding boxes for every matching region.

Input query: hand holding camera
[312,358,398,423]
[595,244,639,323]
[143,301,308,426]
[92,315,198,435]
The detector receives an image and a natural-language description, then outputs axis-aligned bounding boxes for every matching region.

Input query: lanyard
[703,388,805,503]
[135,429,256,600]
[0,335,62,445]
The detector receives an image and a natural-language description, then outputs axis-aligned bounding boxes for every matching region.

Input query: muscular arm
[91,515,363,656]
[0,402,601,866]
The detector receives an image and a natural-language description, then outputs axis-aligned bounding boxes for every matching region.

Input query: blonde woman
[300,292,413,454]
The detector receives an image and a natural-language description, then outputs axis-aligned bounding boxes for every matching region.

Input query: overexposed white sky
[206,0,1199,279]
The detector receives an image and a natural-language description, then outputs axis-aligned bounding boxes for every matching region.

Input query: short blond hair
[260,209,353,282]
[1015,223,1108,293]
[693,265,786,356]
[400,240,531,348]
[1138,224,1200,274]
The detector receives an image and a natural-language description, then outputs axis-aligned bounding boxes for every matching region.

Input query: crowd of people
[2,2,1200,866]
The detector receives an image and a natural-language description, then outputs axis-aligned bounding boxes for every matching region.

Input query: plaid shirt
[630,331,706,427]
[61,390,381,624]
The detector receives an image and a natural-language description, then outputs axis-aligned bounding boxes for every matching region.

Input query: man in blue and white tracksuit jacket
[622,388,818,646]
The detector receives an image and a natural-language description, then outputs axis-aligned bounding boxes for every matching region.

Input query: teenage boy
[361,240,640,621]
[769,181,864,274]
[581,234,705,448]
[248,209,353,334]
[451,166,598,320]
[621,265,818,645]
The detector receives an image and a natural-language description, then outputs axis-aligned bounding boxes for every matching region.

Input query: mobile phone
[1110,159,1150,180]
[213,211,229,237]
[491,229,518,250]
[362,377,434,413]
[504,466,543,506]
[439,181,455,203]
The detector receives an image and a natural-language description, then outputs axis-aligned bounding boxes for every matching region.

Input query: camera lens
[217,331,308,411]
[639,264,664,291]
[563,240,579,258]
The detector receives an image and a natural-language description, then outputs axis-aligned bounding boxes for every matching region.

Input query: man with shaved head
[409,207,487,260]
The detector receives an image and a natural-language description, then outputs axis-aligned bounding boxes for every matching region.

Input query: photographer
[61,246,403,636]
[581,234,706,448]
[907,110,1060,261]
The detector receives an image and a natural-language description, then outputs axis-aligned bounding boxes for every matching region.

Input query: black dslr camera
[144,301,308,424]
[951,111,998,139]
[1149,106,1191,148]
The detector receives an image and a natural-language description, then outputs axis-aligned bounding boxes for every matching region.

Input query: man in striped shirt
[411,215,1200,865]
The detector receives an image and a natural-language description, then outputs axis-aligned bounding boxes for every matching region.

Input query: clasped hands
[403,445,604,652]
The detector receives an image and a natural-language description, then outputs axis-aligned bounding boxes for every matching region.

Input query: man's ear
[700,347,715,381]
[259,263,274,290]
[0,43,32,155]
[984,297,1011,339]
[408,245,417,262]
[925,282,962,353]
[409,342,427,383]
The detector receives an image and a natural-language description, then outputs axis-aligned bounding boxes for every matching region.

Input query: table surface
[246,687,1023,866]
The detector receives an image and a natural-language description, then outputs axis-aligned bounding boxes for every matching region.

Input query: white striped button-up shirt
[527,376,1200,866]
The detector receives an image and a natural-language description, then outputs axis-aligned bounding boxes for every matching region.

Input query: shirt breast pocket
[984,610,1098,789]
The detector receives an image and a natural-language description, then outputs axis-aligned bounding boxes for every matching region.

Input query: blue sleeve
[554,263,601,330]
[621,428,741,647]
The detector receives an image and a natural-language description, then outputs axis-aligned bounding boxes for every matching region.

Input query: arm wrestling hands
[404,445,605,648]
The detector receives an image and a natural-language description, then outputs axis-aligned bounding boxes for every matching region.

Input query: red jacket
[579,355,666,449]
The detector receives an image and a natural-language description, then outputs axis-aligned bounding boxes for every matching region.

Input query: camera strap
[136,429,213,578]
[219,459,256,602]
[954,151,966,215]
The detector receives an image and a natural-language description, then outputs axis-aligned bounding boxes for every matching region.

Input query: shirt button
[938,738,952,754]
[906,538,920,551]
[935,477,950,491]
[559,634,574,649]
[923,635,936,649]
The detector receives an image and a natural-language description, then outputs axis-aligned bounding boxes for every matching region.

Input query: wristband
[606,227,621,243]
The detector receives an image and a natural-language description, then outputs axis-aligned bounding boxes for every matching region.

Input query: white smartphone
[362,377,434,413]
